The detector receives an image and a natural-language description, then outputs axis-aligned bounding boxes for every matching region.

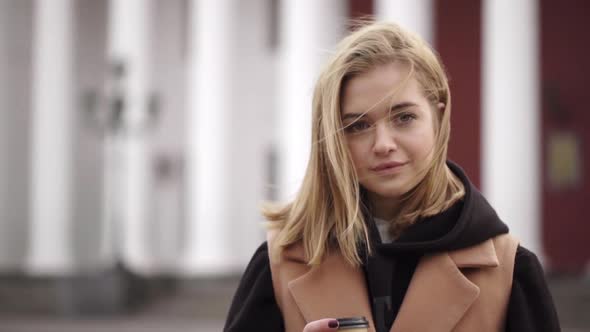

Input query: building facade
[0,0,587,283]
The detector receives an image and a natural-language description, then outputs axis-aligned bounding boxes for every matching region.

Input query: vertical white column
[375,0,435,45]
[229,0,276,266]
[28,0,75,275]
[183,0,236,275]
[482,0,542,258]
[107,0,152,273]
[0,2,5,270]
[278,0,346,200]
[0,19,4,267]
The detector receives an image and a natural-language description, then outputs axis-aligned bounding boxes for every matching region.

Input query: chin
[367,185,408,200]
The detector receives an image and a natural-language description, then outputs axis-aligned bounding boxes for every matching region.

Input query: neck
[366,191,401,221]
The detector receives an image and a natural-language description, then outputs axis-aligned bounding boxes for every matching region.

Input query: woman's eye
[394,112,417,125]
[345,121,371,133]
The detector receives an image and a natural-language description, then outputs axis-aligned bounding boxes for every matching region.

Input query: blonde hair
[264,21,464,267]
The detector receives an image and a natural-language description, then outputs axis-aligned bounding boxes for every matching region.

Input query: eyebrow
[341,102,418,121]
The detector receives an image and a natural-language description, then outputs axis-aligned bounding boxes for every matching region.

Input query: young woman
[224,21,559,332]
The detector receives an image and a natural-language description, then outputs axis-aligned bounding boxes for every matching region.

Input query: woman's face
[341,62,440,217]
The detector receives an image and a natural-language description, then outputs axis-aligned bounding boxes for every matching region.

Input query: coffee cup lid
[337,317,369,328]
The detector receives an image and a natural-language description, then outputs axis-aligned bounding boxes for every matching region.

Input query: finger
[303,318,339,332]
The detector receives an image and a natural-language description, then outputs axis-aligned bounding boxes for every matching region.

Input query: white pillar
[228,0,276,266]
[106,0,153,273]
[375,0,435,45]
[0,0,33,272]
[28,0,75,275]
[278,0,346,201]
[183,0,236,275]
[0,3,5,270]
[482,0,542,258]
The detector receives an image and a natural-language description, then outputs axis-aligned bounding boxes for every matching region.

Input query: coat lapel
[449,238,499,268]
[284,239,499,332]
[287,249,377,332]
[390,239,499,332]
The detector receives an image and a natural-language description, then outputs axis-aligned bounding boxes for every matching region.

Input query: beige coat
[267,231,518,332]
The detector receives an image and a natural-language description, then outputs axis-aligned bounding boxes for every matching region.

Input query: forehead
[341,62,423,115]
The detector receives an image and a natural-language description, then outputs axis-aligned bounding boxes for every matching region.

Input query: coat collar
[284,239,499,332]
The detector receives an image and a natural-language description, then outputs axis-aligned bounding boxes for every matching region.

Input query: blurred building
[0,0,587,316]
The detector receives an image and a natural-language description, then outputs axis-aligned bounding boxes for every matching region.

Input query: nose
[372,121,397,155]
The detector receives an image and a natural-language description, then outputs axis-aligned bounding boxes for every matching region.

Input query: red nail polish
[328,319,339,328]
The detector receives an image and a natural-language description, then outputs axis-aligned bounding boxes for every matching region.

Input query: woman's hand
[303,318,339,331]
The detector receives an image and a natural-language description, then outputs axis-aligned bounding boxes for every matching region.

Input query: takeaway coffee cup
[337,317,369,331]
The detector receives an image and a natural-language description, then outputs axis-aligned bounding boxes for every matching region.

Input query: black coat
[224,163,560,331]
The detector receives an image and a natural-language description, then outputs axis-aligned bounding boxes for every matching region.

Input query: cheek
[403,127,436,159]
[347,140,368,170]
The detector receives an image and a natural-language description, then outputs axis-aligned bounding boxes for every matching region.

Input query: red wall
[541,0,590,272]
[348,0,373,22]
[435,0,482,188]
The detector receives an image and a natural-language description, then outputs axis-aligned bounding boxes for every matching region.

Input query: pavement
[0,275,588,332]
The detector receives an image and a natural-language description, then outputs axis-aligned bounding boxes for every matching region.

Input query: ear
[437,102,446,113]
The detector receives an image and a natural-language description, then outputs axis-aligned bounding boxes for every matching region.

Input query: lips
[370,161,408,173]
